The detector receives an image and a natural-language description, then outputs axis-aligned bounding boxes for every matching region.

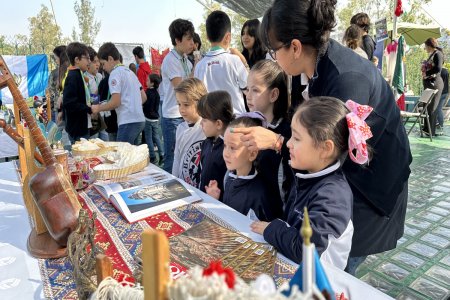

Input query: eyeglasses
[268,42,290,60]
[81,55,90,61]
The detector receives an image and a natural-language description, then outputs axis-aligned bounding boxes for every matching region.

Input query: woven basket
[93,157,149,180]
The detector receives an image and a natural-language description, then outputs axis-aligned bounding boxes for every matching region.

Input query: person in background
[133,46,152,90]
[98,71,118,141]
[47,45,66,122]
[194,11,248,114]
[372,56,379,68]
[422,37,444,136]
[187,32,203,66]
[350,12,375,60]
[343,24,368,59]
[160,18,195,172]
[129,63,137,75]
[241,19,268,69]
[93,42,147,145]
[62,42,92,143]
[144,74,164,165]
[172,78,207,187]
[436,67,448,135]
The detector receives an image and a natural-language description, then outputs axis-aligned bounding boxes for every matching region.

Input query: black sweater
[223,168,283,222]
[143,88,160,120]
[62,68,91,138]
[199,137,227,201]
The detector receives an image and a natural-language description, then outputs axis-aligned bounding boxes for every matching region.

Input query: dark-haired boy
[133,46,152,90]
[194,10,248,114]
[160,18,195,172]
[62,42,92,143]
[92,42,146,145]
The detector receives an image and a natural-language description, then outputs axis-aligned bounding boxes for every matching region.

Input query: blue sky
[2,0,449,48]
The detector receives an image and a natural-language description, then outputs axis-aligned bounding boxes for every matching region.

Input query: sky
[1,0,450,49]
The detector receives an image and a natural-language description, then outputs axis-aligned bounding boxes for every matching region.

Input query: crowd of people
[46,0,450,276]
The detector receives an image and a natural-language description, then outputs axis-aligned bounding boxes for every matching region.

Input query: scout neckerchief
[209,45,224,52]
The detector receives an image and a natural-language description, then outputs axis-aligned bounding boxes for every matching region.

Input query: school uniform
[194,47,247,114]
[172,119,205,188]
[199,137,227,201]
[307,39,412,257]
[256,118,293,205]
[63,68,92,140]
[223,168,282,222]
[263,162,353,269]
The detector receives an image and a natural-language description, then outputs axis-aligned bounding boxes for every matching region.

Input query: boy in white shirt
[172,78,207,188]
[160,18,195,172]
[92,42,147,145]
[194,10,249,114]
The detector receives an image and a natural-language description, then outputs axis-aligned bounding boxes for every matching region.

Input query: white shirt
[194,48,247,114]
[85,72,103,95]
[172,119,205,188]
[109,65,145,126]
[161,50,193,118]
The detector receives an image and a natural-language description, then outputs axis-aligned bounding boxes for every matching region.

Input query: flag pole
[301,207,314,294]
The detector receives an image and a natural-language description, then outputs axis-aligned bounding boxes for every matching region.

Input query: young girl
[197,91,234,201]
[206,114,283,222]
[246,60,292,204]
[251,97,373,270]
[172,78,207,188]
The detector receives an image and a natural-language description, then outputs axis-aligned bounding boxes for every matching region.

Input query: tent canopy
[378,22,441,46]
[214,0,270,18]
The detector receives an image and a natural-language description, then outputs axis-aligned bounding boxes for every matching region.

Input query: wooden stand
[17,124,66,258]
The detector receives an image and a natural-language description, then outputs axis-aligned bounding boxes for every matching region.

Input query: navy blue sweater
[223,168,283,222]
[264,162,353,265]
[256,118,293,205]
[199,137,227,201]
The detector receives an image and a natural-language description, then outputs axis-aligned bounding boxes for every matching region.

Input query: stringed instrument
[0,118,44,165]
[0,55,80,247]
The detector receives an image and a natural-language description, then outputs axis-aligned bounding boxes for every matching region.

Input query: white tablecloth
[0,161,392,300]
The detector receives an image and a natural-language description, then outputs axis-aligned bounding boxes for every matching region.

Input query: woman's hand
[231,126,279,152]
[205,180,221,200]
[250,221,270,235]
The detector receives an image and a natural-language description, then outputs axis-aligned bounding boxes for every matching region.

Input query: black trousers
[423,76,444,135]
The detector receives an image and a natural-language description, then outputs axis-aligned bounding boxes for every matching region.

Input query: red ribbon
[202,261,236,289]
[395,0,403,17]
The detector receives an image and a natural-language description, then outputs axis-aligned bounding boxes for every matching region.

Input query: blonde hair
[174,78,207,103]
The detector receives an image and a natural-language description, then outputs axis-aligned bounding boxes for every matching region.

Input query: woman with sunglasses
[233,0,412,275]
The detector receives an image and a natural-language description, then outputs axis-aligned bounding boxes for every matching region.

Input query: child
[206,114,283,222]
[85,46,107,140]
[133,46,152,90]
[172,78,207,187]
[161,18,195,172]
[62,42,92,143]
[92,42,146,145]
[251,97,373,269]
[194,10,248,114]
[246,60,293,204]
[197,90,234,201]
[144,74,164,165]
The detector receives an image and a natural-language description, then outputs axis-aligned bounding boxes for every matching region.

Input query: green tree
[28,4,62,54]
[197,0,246,51]
[73,0,101,46]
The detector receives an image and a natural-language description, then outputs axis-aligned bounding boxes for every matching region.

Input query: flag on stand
[392,35,406,111]
[0,54,49,105]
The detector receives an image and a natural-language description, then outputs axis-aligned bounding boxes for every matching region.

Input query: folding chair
[400,88,438,141]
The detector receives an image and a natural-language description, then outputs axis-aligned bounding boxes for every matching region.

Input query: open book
[109,178,202,223]
[94,166,170,200]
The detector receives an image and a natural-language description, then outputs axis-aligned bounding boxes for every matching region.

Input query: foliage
[28,4,62,54]
[197,0,246,52]
[405,46,428,95]
[73,0,101,46]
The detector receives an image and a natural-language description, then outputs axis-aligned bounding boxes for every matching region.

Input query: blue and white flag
[0,54,49,104]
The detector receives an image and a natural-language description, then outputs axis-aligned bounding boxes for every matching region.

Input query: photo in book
[169,218,277,282]
[109,178,201,223]
[93,165,170,200]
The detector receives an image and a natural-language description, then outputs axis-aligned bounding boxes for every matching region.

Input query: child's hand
[250,221,270,235]
[205,180,221,199]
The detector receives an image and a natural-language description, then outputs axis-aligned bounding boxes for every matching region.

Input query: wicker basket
[93,157,149,180]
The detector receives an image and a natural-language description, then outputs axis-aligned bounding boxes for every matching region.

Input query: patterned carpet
[356,123,450,300]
